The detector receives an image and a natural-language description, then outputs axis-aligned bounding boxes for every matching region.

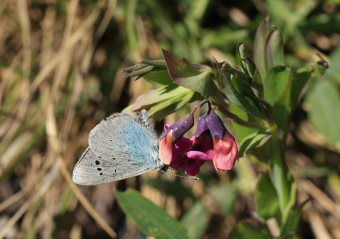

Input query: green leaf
[236,43,251,71]
[307,80,340,148]
[132,84,187,111]
[255,172,280,220]
[149,90,196,120]
[272,103,290,131]
[116,190,189,239]
[162,49,221,98]
[264,66,290,106]
[242,57,258,82]
[124,60,173,86]
[265,29,285,72]
[181,201,209,239]
[254,17,273,80]
[217,64,266,119]
[290,66,313,107]
[266,134,296,224]
[223,83,265,119]
[281,201,308,237]
[231,224,271,239]
[141,68,174,86]
[254,18,285,80]
[129,84,196,120]
[324,47,340,84]
[267,0,317,35]
[230,104,259,141]
[239,132,271,157]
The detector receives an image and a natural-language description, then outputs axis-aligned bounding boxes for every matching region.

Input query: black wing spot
[99,172,103,176]
[95,160,100,165]
[97,168,102,171]
[112,157,116,160]
[114,169,117,173]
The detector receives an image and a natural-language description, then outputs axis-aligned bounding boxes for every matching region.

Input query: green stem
[269,126,294,226]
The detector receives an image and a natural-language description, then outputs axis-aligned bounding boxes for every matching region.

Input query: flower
[159,114,194,165]
[169,130,214,176]
[205,110,239,171]
[159,100,239,176]
[213,133,238,170]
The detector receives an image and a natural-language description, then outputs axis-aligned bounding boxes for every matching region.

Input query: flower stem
[191,99,212,115]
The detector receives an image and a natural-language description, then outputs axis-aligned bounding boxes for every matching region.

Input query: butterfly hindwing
[72,112,162,185]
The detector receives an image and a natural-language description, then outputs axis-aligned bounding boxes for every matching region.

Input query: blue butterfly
[72,110,166,185]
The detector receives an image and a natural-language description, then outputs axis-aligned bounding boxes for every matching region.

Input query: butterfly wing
[72,112,162,185]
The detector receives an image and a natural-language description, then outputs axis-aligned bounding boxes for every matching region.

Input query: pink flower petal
[213,134,238,171]
[186,151,213,161]
[159,130,174,165]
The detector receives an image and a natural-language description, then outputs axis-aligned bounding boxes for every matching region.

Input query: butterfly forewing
[72,112,162,185]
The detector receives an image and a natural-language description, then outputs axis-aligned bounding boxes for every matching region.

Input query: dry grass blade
[299,180,340,218]
[0,191,25,213]
[307,210,332,239]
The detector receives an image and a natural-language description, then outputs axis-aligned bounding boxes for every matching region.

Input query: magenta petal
[185,162,200,176]
[186,151,213,161]
[170,160,186,170]
[173,137,193,156]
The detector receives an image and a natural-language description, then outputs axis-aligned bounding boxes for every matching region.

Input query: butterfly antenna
[160,165,199,181]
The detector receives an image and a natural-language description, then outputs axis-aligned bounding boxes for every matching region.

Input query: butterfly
[72,110,167,185]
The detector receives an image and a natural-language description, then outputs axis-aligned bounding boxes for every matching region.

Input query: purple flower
[159,101,239,176]
[205,110,239,171]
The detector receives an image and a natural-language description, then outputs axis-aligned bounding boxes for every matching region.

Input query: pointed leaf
[265,29,285,70]
[255,172,280,220]
[149,90,196,120]
[217,64,266,119]
[325,48,340,84]
[254,17,273,80]
[290,66,313,107]
[307,80,340,148]
[124,60,173,85]
[281,201,308,236]
[132,84,186,111]
[239,132,271,156]
[141,68,174,85]
[264,66,290,105]
[162,49,220,98]
[116,190,189,239]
